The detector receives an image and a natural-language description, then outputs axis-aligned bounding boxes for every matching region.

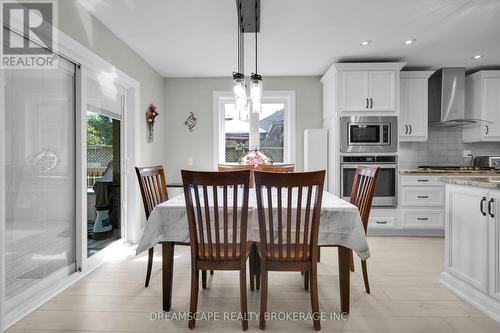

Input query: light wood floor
[7,237,500,333]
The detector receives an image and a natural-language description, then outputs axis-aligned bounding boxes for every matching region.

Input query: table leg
[162,242,175,311]
[338,246,350,314]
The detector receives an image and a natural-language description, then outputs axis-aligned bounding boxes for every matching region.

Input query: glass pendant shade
[250,73,262,114]
[233,72,248,119]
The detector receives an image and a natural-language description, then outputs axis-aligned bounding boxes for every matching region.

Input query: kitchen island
[441,176,500,323]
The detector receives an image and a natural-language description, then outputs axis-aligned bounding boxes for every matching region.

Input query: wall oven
[341,155,398,207]
[341,116,397,153]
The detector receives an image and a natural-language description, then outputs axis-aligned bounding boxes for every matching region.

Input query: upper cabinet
[323,63,405,115]
[340,70,396,112]
[463,71,500,142]
[399,71,434,142]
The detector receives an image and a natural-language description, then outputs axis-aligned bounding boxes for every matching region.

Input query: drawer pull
[417,217,429,221]
[417,179,429,182]
[417,195,429,199]
[376,220,388,224]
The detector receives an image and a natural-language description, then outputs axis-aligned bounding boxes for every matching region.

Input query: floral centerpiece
[239,148,273,167]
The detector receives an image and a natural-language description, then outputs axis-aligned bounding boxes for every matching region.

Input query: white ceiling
[79,0,500,77]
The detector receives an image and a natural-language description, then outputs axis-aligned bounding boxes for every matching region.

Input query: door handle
[370,98,373,109]
[417,179,429,182]
[409,125,412,134]
[485,125,489,135]
[405,125,408,134]
[417,217,429,221]
[488,198,495,218]
[366,98,369,109]
[480,197,487,216]
[417,195,429,199]
[376,220,387,224]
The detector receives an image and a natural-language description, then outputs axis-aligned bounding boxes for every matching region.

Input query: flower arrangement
[239,148,273,166]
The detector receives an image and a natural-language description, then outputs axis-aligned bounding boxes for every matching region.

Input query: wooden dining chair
[255,163,295,173]
[135,166,169,288]
[182,170,252,330]
[218,164,255,187]
[347,165,379,294]
[254,170,325,331]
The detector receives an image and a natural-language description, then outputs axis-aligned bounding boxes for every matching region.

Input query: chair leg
[259,269,268,330]
[240,265,248,331]
[310,264,321,331]
[317,246,321,263]
[304,271,309,291]
[188,268,199,329]
[350,250,355,272]
[202,270,207,289]
[255,252,261,290]
[361,260,370,294]
[145,247,154,288]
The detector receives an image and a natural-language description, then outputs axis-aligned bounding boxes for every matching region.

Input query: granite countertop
[400,168,500,174]
[442,176,500,189]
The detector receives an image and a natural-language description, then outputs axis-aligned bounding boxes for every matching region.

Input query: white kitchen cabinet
[488,191,500,302]
[334,63,404,113]
[402,209,444,229]
[463,71,500,142]
[445,184,489,292]
[399,71,434,142]
[401,186,444,207]
[340,70,396,112]
[341,71,370,111]
[369,71,396,111]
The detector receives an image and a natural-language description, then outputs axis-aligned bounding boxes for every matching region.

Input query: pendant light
[233,1,247,120]
[250,29,262,114]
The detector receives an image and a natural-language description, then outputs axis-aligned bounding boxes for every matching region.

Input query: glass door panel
[4,57,77,306]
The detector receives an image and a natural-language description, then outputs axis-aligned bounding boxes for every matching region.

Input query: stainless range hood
[428,68,489,127]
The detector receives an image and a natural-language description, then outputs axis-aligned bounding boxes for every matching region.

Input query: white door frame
[0,28,141,330]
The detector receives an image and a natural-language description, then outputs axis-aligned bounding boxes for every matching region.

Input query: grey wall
[400,127,500,168]
[58,1,165,167]
[163,77,323,183]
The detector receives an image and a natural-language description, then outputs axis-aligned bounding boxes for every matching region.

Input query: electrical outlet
[463,150,472,158]
[188,158,193,166]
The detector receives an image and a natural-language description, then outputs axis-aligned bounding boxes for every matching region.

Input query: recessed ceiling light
[472,54,483,60]
[360,40,372,46]
[404,39,416,45]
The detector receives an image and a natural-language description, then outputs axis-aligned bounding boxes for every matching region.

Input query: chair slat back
[255,164,295,173]
[218,164,255,187]
[254,171,325,262]
[135,166,169,219]
[349,166,380,233]
[182,170,250,262]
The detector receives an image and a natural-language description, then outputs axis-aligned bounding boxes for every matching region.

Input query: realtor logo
[1,0,58,69]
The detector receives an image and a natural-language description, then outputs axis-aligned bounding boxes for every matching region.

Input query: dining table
[136,188,370,313]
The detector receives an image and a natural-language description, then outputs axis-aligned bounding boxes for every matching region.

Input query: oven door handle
[341,164,397,169]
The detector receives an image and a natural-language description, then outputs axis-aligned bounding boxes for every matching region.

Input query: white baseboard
[441,271,500,324]
[368,228,445,237]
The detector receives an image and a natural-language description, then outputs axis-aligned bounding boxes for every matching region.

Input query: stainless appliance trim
[341,116,398,153]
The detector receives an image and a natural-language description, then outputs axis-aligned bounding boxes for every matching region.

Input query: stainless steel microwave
[341,116,397,153]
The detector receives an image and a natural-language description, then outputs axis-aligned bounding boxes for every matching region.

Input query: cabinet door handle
[488,198,495,218]
[405,125,408,134]
[376,220,387,224]
[480,197,487,216]
[417,217,429,221]
[370,98,373,109]
[417,179,429,182]
[485,125,489,135]
[409,125,412,134]
[417,195,429,199]
[366,98,369,109]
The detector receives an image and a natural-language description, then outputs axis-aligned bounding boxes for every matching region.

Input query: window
[214,91,295,165]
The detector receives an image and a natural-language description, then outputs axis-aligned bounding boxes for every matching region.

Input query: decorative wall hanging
[146,104,159,143]
[184,112,197,132]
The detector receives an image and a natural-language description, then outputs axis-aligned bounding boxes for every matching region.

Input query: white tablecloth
[136,189,370,260]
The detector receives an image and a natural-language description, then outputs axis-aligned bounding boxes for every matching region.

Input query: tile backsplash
[399,127,500,168]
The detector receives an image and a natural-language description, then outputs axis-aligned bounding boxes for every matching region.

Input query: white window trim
[213,90,295,169]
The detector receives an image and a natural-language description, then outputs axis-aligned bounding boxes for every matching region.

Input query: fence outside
[87,145,113,188]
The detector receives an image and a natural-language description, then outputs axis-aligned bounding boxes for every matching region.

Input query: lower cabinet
[443,184,500,322]
[401,209,444,228]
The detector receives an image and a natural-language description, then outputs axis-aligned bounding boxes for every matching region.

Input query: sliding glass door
[4,57,77,311]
